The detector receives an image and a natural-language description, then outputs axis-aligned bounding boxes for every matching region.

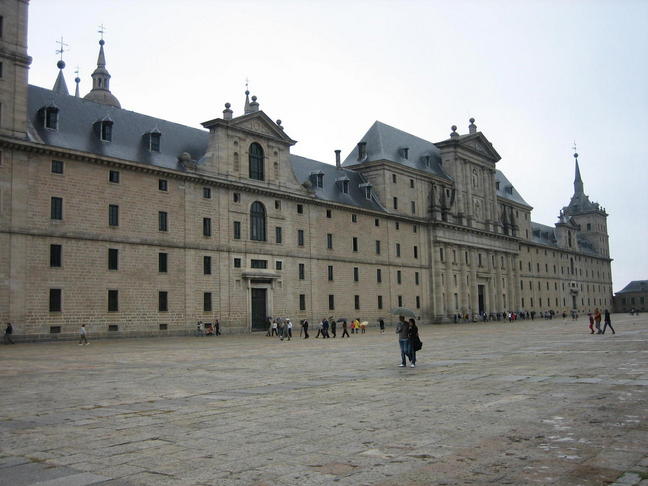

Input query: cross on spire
[56,36,69,61]
[98,24,107,40]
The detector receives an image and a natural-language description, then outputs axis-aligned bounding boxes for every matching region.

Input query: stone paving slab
[0,314,647,485]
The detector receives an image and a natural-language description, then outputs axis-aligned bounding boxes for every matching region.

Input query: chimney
[357,141,367,161]
[223,102,233,120]
[468,117,477,134]
[335,149,341,169]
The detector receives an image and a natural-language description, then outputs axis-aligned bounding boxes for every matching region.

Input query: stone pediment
[457,133,501,162]
[229,112,296,146]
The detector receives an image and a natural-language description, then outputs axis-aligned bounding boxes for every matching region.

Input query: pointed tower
[74,68,81,97]
[83,37,121,108]
[244,89,252,114]
[52,60,69,95]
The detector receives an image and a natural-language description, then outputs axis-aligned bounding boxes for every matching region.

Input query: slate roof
[616,280,648,295]
[496,170,531,208]
[341,121,449,179]
[27,85,209,171]
[289,155,385,212]
[530,222,558,246]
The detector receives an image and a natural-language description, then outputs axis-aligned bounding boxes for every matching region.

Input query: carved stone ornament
[238,119,274,137]
[178,152,197,170]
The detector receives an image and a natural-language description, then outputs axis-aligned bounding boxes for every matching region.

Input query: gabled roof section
[202,110,296,146]
[290,154,385,212]
[530,222,558,247]
[616,280,648,295]
[341,121,449,179]
[27,85,209,170]
[436,131,502,162]
[496,170,531,208]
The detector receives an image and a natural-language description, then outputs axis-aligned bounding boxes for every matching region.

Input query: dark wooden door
[251,288,267,331]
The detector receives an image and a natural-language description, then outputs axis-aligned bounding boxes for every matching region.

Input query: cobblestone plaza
[1,315,647,485]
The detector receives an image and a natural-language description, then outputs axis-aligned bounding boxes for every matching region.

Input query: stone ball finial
[469,117,475,124]
[574,152,578,158]
[75,77,80,83]
[57,60,66,70]
[251,95,257,101]
[276,119,282,125]
[225,102,231,109]
[99,39,105,46]
[451,125,457,132]
[245,89,250,95]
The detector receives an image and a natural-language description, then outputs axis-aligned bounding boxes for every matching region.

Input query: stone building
[614,281,648,313]
[0,1,614,339]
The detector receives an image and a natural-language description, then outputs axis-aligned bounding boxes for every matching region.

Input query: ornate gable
[202,111,296,146]
[457,133,501,162]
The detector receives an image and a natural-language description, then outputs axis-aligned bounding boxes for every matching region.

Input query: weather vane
[245,77,249,91]
[55,36,68,61]
[98,24,106,40]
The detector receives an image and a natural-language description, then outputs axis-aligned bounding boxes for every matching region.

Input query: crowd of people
[264,316,388,341]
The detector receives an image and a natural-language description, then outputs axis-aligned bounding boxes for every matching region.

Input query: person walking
[322,318,330,338]
[302,319,309,339]
[266,317,272,337]
[341,319,350,338]
[588,313,595,334]
[602,309,615,335]
[379,318,385,334]
[79,324,89,345]
[396,316,411,367]
[271,319,278,337]
[408,318,420,368]
[315,319,324,338]
[3,322,15,345]
[330,318,336,338]
[594,308,602,334]
[286,319,293,340]
[278,319,286,341]
[214,319,221,336]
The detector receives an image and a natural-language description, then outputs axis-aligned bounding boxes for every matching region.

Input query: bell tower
[0,0,31,139]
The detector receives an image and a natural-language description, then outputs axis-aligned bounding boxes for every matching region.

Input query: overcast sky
[26,0,648,293]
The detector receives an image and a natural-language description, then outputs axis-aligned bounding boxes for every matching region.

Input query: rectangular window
[51,160,64,174]
[275,200,281,210]
[108,248,118,270]
[415,272,419,285]
[398,295,403,307]
[158,211,168,231]
[298,229,305,246]
[108,289,118,312]
[204,292,212,312]
[109,170,120,183]
[233,221,241,239]
[396,243,401,257]
[50,244,62,267]
[49,288,62,312]
[275,226,282,244]
[276,261,283,270]
[328,265,334,281]
[416,296,420,309]
[377,268,382,283]
[203,217,212,236]
[251,259,267,269]
[414,246,418,259]
[393,197,398,209]
[353,267,359,282]
[413,224,417,233]
[297,204,303,214]
[326,209,332,218]
[440,247,444,262]
[203,255,211,275]
[376,240,381,255]
[352,214,357,223]
[233,192,240,203]
[159,179,168,191]
[108,204,119,226]
[159,291,168,312]
[392,174,397,183]
[378,295,383,309]
[397,270,402,284]
[375,218,380,227]
[159,252,168,273]
[327,233,333,249]
[51,197,63,220]
[299,294,306,311]
[354,295,360,310]
[203,187,211,199]
[328,294,335,310]
[298,263,305,280]
[411,201,416,214]
[234,258,241,268]
[352,237,358,252]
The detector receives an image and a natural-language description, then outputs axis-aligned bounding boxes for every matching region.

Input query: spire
[573,151,584,196]
[52,37,69,95]
[83,26,121,109]
[74,66,80,98]
[244,78,252,114]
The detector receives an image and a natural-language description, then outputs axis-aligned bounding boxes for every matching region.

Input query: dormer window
[310,171,324,188]
[95,117,114,142]
[148,131,161,152]
[400,147,409,159]
[359,182,372,200]
[44,106,59,130]
[496,181,500,190]
[342,180,349,193]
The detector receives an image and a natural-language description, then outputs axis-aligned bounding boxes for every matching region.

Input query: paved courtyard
[1,315,647,486]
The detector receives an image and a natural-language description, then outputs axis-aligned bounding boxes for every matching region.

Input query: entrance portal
[251,288,267,331]
[478,285,485,314]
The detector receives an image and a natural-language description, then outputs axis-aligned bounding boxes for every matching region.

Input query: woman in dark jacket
[408,318,420,368]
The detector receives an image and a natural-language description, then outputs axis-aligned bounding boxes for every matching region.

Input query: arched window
[249,143,264,181]
[250,201,266,241]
